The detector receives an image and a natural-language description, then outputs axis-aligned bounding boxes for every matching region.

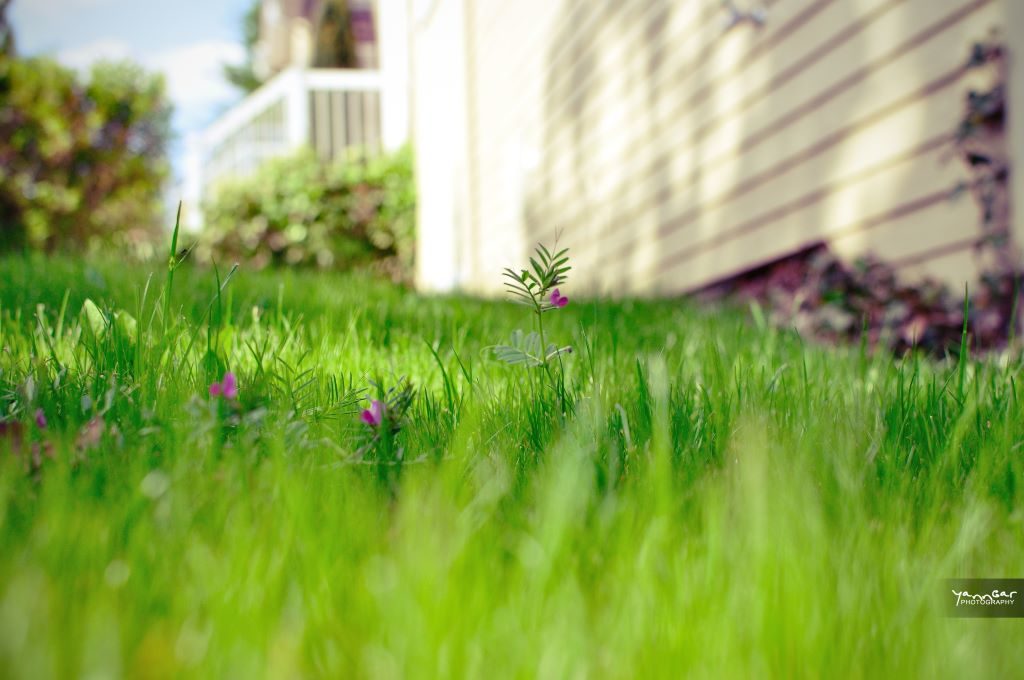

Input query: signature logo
[951,589,1018,607]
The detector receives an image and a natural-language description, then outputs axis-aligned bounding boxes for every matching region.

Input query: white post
[377,0,411,151]
[284,67,311,150]
[411,0,471,291]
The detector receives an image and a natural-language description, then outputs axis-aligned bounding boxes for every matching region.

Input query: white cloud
[146,41,247,130]
[56,39,132,70]
[55,38,246,133]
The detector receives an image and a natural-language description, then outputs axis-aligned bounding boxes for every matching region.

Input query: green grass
[1,253,1022,678]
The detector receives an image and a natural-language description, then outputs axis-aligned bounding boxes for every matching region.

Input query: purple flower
[34,409,47,429]
[550,288,569,309]
[209,371,238,400]
[221,372,238,400]
[360,399,385,427]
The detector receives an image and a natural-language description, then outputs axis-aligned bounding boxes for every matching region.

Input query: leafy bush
[198,146,415,278]
[0,53,171,257]
[701,245,1017,355]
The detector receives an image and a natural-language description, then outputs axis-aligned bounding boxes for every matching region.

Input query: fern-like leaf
[489,330,545,367]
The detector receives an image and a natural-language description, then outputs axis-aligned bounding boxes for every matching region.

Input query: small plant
[491,243,574,411]
[360,399,385,427]
[356,377,416,485]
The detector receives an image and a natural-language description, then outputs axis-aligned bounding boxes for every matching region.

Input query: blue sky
[11,0,254,177]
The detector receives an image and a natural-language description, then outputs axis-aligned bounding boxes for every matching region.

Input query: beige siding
[413,0,1009,294]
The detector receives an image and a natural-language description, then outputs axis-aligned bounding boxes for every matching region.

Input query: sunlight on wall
[412,0,1007,294]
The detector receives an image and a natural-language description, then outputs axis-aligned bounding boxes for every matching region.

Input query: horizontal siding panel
[896,244,978,286]
[647,145,968,292]
[472,0,723,176]
[830,194,982,282]
[650,2,996,281]
[471,0,650,147]
[471,0,567,96]
[549,68,965,279]
[526,0,896,223]
[521,0,720,147]
[471,0,729,191]
[672,0,991,187]
[581,70,967,272]
[548,0,996,280]
[533,0,991,248]
[425,0,997,293]
[528,0,897,222]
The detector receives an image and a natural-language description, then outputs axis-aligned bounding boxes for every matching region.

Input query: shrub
[700,245,1017,355]
[0,53,171,257]
[198,146,415,279]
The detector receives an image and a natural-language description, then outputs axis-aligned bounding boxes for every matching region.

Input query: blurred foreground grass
[1,254,1022,678]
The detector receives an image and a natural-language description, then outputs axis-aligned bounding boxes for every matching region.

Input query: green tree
[223,0,264,94]
[0,52,171,256]
[0,0,14,57]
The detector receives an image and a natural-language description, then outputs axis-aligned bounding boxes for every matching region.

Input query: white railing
[184,67,385,228]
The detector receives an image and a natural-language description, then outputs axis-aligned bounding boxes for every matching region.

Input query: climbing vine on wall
[953,35,1013,276]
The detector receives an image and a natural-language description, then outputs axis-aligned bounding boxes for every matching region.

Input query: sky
[11,0,254,178]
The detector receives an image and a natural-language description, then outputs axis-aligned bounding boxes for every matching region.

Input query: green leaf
[489,330,544,367]
[545,344,574,362]
[114,310,138,343]
[530,257,546,283]
[81,299,109,339]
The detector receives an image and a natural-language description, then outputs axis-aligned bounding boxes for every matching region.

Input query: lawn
[0,253,1022,678]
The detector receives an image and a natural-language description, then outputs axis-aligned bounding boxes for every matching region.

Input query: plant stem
[535,305,564,409]
[163,202,182,337]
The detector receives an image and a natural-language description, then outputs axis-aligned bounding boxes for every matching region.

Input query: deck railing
[184,67,384,227]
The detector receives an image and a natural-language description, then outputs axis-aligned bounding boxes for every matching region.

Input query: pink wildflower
[550,288,569,308]
[34,409,47,429]
[221,372,238,400]
[360,399,385,427]
[209,371,238,400]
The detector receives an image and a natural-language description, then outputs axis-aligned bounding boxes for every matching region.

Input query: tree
[0,0,14,57]
[223,0,264,94]
[0,51,172,256]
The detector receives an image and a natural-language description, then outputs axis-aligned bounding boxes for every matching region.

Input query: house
[253,0,379,75]
[183,0,409,229]
[410,0,1024,296]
